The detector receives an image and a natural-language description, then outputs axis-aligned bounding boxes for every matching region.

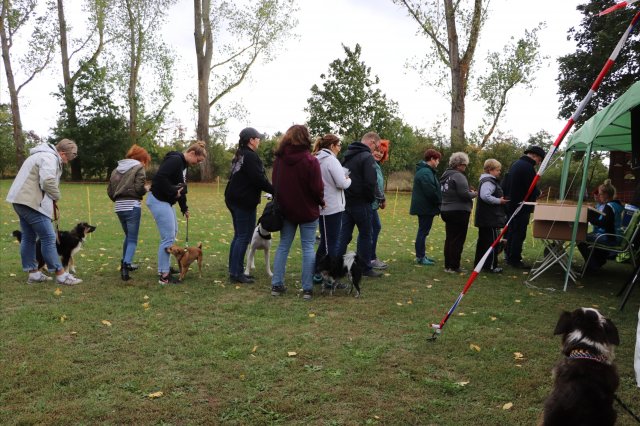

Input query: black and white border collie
[541,307,620,426]
[13,222,97,274]
[316,252,366,297]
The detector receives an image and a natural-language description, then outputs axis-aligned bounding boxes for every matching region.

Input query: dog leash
[615,394,640,423]
[185,216,190,248]
[53,200,61,244]
[322,213,329,255]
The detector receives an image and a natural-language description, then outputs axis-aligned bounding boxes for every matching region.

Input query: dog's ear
[553,311,573,335]
[603,319,620,346]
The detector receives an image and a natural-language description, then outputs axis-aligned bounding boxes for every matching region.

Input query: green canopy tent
[557,80,640,290]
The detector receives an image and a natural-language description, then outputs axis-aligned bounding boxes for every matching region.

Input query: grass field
[1,181,639,425]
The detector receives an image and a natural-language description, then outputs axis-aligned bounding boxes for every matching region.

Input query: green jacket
[410,161,441,216]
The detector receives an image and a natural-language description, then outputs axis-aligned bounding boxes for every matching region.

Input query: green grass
[1,181,639,425]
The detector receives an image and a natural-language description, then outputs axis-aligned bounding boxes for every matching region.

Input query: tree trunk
[194,0,213,181]
[0,0,26,167]
[126,0,140,145]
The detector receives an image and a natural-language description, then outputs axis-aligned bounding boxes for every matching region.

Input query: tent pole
[559,151,573,200]
[564,147,593,290]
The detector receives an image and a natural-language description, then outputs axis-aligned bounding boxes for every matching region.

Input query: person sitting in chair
[578,179,624,272]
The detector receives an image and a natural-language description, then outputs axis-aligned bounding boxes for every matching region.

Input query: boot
[126,263,139,271]
[121,261,130,281]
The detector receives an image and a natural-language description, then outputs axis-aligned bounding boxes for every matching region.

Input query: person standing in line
[6,139,83,285]
[225,127,274,284]
[270,125,324,300]
[107,144,152,281]
[146,141,207,284]
[366,139,388,270]
[503,145,545,269]
[440,152,477,273]
[410,148,442,266]
[312,134,351,277]
[473,159,508,274]
[337,132,382,278]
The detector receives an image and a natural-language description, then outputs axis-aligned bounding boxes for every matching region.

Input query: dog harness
[567,349,608,363]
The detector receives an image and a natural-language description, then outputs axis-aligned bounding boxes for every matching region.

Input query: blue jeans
[370,208,381,260]
[13,204,63,273]
[338,203,373,270]
[116,207,141,264]
[227,202,256,277]
[146,193,177,274]
[316,212,343,264]
[415,214,435,259]
[272,219,318,291]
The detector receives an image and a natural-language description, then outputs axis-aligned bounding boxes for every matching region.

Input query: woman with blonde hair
[146,141,207,284]
[108,144,152,281]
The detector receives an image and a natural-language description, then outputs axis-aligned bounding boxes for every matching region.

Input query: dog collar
[258,229,272,240]
[567,349,608,363]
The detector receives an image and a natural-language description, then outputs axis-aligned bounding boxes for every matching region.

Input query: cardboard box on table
[531,203,594,242]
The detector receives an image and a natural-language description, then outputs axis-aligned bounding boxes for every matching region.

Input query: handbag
[259,159,284,232]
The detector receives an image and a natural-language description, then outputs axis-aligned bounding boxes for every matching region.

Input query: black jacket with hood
[342,142,377,206]
[151,151,189,214]
[225,147,274,210]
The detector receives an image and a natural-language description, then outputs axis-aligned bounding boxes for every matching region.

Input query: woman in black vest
[474,159,508,273]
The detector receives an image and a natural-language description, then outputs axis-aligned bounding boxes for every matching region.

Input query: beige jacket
[6,143,62,219]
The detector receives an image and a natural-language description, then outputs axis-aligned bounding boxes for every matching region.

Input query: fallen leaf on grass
[458,312,465,316]
[407,300,413,305]
[101,320,112,327]
[426,285,433,289]
[469,344,481,352]
[490,316,497,321]
[514,352,525,360]
[142,302,150,310]
[308,313,316,318]
[147,391,163,398]
[456,381,470,386]
[287,351,297,357]
[252,345,258,353]
[9,273,16,277]
[432,278,440,282]
[54,288,62,296]
[235,285,241,289]
[60,314,67,323]
[502,402,513,410]
[396,302,403,306]
[143,295,149,300]
[515,299,521,303]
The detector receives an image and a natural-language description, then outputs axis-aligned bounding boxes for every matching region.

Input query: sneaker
[416,257,435,266]
[230,274,254,284]
[158,273,180,285]
[271,285,287,296]
[444,267,468,274]
[27,271,53,284]
[56,273,82,286]
[489,267,503,274]
[425,255,436,262]
[302,289,313,301]
[312,274,324,284]
[363,268,382,278]
[370,259,389,270]
[126,263,139,271]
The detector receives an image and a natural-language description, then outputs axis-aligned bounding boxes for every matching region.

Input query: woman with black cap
[225,127,274,284]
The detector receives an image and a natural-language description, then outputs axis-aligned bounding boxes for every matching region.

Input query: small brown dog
[165,243,203,281]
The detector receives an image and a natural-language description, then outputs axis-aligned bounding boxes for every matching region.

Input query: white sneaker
[27,271,53,284]
[56,273,82,286]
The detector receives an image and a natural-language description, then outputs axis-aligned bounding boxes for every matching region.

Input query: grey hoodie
[440,168,477,212]
[316,148,351,216]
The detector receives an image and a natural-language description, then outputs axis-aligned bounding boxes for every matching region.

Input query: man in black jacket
[504,146,545,269]
[337,132,381,277]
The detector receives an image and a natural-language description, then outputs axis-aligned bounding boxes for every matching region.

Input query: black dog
[13,222,97,273]
[316,251,365,297]
[541,307,620,426]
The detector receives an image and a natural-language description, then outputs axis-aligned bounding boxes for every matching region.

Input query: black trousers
[505,211,531,265]
[441,210,470,270]
[475,227,501,270]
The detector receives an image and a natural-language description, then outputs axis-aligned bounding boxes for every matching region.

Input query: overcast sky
[2,0,598,147]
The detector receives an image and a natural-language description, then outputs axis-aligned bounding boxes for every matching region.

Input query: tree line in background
[0,0,636,192]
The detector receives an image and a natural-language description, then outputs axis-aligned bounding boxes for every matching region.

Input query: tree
[194,0,297,181]
[306,44,399,143]
[0,0,56,167]
[394,0,486,150]
[557,0,639,125]
[0,103,13,177]
[476,25,544,147]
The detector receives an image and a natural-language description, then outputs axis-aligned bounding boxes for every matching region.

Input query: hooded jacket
[107,159,147,202]
[504,155,540,214]
[272,144,324,224]
[6,143,62,219]
[342,142,377,205]
[410,161,441,216]
[316,148,351,216]
[440,168,476,213]
[150,151,189,213]
[225,146,274,210]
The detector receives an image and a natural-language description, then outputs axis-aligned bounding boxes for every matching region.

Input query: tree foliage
[306,44,399,144]
[557,0,640,125]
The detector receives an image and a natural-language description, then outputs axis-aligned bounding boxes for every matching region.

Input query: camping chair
[579,209,640,277]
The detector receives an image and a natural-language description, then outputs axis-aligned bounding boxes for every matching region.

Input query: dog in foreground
[245,223,272,277]
[315,252,365,297]
[166,243,203,281]
[540,307,620,426]
[13,222,97,273]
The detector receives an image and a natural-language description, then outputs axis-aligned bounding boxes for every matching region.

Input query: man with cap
[225,127,274,283]
[503,145,545,269]
[6,138,83,285]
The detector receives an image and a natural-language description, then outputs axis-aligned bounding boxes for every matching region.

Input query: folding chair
[580,210,640,277]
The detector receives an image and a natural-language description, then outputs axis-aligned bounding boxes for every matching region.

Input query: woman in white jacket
[6,139,82,285]
[313,134,351,271]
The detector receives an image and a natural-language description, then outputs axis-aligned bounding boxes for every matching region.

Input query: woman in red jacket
[270,125,324,300]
